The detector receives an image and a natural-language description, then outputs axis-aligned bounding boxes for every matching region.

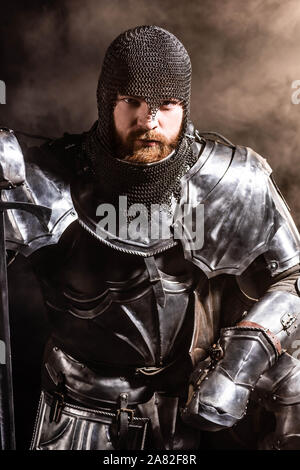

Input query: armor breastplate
[33,222,198,369]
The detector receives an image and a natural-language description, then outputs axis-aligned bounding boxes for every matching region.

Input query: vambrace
[181,277,300,432]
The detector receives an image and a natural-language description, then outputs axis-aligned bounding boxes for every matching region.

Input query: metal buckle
[208,342,224,364]
[116,407,135,423]
[280,312,297,335]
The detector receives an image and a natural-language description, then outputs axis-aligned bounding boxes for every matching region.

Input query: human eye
[122,97,140,107]
[161,99,181,110]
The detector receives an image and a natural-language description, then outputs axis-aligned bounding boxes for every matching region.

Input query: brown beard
[115,129,180,163]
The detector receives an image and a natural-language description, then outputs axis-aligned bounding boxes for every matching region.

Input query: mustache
[127,129,169,145]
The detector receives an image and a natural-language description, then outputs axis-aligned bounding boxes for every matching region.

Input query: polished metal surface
[182,327,278,431]
[71,135,300,279]
[179,141,300,278]
[182,287,300,433]
[0,129,25,189]
[43,341,151,406]
[30,391,148,450]
[263,176,300,276]
[246,290,300,345]
[255,353,300,450]
[31,390,200,450]
[3,160,77,256]
[36,232,197,370]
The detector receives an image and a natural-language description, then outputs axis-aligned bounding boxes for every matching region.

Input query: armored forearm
[182,270,300,432]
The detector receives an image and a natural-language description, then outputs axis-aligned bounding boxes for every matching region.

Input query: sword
[0,128,51,449]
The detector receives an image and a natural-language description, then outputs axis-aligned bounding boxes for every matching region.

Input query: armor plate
[179,139,300,277]
[3,131,299,280]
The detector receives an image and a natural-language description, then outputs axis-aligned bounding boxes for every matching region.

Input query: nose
[137,103,158,130]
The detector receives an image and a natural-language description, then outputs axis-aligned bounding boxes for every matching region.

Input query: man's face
[113,94,184,163]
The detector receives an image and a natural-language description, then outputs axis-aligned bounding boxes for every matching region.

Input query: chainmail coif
[83,25,198,209]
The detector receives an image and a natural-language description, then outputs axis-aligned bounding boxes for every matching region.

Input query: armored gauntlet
[182,290,300,431]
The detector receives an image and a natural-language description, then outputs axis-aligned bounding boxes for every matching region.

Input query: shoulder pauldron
[1,131,77,256]
[178,139,300,278]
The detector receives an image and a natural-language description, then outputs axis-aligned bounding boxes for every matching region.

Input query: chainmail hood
[96,25,192,152]
[83,25,197,210]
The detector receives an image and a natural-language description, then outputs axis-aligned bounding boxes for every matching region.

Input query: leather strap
[117,393,134,450]
[49,372,65,424]
[236,320,282,355]
[144,256,166,308]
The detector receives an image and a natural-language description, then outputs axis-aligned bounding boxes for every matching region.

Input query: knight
[1,25,300,450]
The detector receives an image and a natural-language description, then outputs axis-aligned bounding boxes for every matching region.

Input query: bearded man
[2,25,300,451]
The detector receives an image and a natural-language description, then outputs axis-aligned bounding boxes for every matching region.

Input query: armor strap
[236,320,282,355]
[144,256,166,308]
[117,393,135,449]
[49,372,65,424]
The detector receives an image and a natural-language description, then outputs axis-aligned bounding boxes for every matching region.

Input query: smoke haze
[2,1,300,448]
[1,0,300,222]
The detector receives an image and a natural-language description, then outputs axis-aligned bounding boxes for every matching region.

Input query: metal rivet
[269,261,278,271]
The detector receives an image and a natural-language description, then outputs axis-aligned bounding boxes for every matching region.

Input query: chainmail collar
[82,122,198,211]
